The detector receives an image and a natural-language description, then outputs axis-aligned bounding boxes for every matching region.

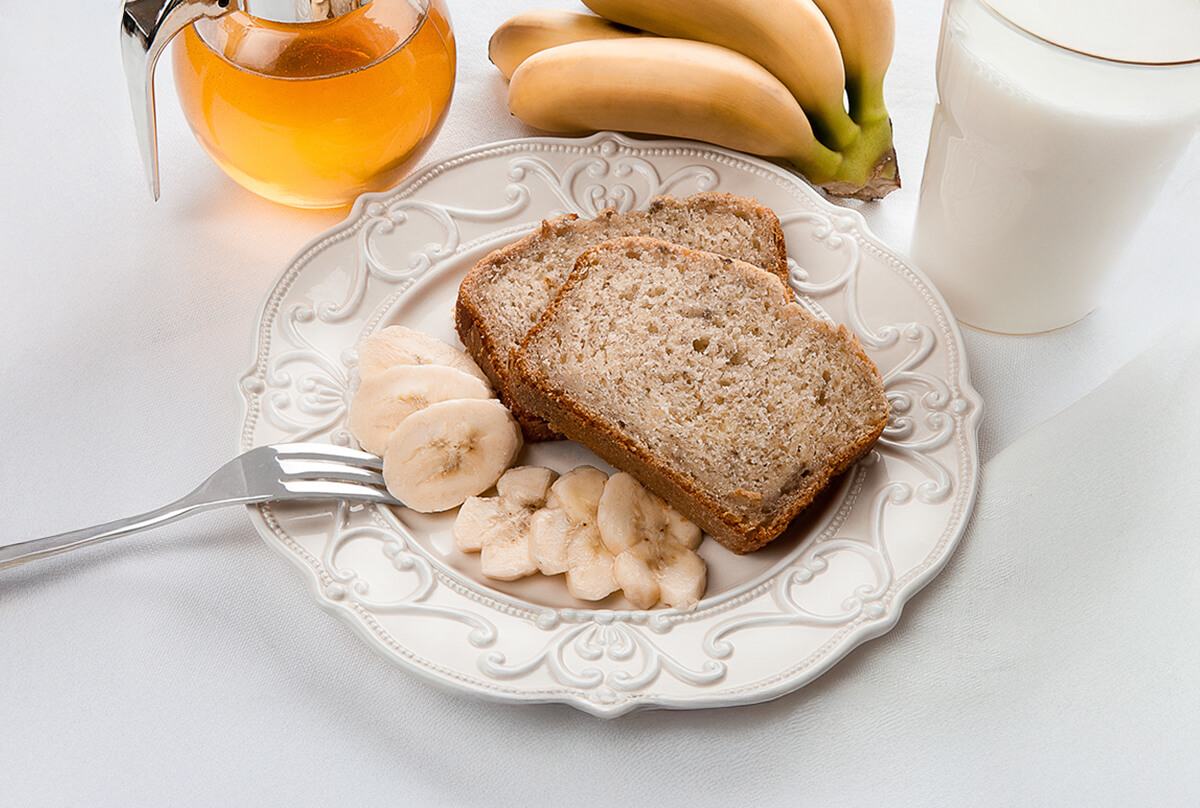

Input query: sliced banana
[482,531,538,581]
[597,472,707,609]
[348,364,493,455]
[497,464,558,504]
[611,525,707,610]
[596,471,666,555]
[529,466,617,601]
[454,467,557,580]
[554,466,609,524]
[654,541,707,610]
[528,507,571,575]
[452,496,504,552]
[452,465,705,607]
[530,465,608,573]
[564,522,619,601]
[612,543,661,610]
[664,503,703,551]
[483,466,557,579]
[382,398,523,513]
[357,325,492,385]
[614,541,706,610]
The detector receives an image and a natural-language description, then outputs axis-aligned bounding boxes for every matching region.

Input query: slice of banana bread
[509,237,889,554]
[455,192,788,441]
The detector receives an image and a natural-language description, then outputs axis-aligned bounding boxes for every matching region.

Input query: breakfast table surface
[2,0,1197,805]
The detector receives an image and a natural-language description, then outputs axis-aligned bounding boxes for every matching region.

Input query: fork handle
[0,493,241,569]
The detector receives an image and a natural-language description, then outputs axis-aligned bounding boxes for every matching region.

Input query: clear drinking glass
[911,0,1200,333]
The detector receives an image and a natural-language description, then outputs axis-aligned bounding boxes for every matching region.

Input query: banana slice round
[452,496,504,552]
[454,466,557,580]
[357,325,491,385]
[596,472,667,556]
[555,466,608,524]
[529,508,571,575]
[564,523,619,601]
[480,466,558,580]
[665,504,703,551]
[531,465,608,574]
[654,542,707,610]
[348,364,493,455]
[497,464,558,505]
[382,398,523,513]
[597,472,707,609]
[529,466,617,600]
[612,544,661,609]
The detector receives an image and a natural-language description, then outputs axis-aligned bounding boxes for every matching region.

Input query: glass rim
[975,0,1200,67]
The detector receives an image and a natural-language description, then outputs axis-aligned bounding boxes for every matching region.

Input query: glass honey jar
[122,0,456,208]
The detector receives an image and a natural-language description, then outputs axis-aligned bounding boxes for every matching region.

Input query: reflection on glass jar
[172,0,455,208]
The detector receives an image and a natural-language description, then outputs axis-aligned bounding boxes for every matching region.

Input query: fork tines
[270,442,383,470]
[269,443,397,503]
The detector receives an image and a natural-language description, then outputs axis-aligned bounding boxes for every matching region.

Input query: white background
[2,0,1197,805]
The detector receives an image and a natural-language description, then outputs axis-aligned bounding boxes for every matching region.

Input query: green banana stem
[815,111,862,154]
[817,115,900,200]
[846,77,889,127]
[789,138,846,187]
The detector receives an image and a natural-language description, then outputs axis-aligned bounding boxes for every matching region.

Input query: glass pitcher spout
[121,0,242,200]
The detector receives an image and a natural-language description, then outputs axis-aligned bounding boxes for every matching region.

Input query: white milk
[911,0,1200,333]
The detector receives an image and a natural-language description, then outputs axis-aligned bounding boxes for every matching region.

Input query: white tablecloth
[2,0,1197,804]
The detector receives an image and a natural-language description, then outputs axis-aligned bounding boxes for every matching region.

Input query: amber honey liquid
[173,0,455,208]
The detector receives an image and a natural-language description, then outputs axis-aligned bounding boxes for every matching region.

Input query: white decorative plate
[239,132,982,717]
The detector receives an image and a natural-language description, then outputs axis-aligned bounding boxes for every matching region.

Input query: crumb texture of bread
[455,192,788,440]
[511,237,889,553]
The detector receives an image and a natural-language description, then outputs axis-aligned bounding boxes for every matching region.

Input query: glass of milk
[911,0,1200,333]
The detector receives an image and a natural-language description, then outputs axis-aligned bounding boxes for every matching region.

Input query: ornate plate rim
[237,132,983,717]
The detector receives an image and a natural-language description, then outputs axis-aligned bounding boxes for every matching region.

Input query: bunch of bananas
[489,0,900,200]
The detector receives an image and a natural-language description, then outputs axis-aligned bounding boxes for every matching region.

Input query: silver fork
[0,443,400,569]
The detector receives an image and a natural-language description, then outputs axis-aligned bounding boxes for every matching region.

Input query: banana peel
[490,8,902,202]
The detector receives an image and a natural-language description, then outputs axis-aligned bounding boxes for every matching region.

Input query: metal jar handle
[119,0,241,199]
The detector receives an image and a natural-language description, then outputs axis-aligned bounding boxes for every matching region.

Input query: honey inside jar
[172,0,455,208]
